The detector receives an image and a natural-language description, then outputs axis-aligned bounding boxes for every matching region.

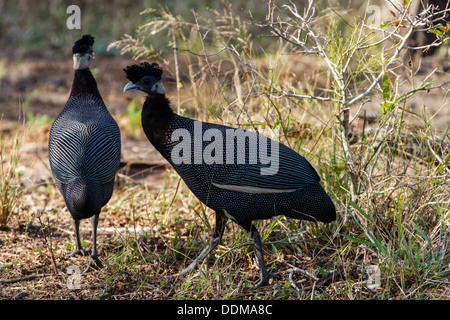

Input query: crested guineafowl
[48,35,121,270]
[123,62,336,287]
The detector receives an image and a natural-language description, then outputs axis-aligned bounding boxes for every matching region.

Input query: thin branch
[224,44,332,102]
[0,274,51,284]
[345,25,415,107]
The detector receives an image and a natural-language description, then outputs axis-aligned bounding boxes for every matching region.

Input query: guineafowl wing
[211,132,321,191]
[165,116,321,192]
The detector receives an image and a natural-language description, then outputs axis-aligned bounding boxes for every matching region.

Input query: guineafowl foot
[165,246,211,280]
[254,272,280,288]
[83,254,104,273]
[167,260,199,279]
[90,254,104,269]
[67,248,90,257]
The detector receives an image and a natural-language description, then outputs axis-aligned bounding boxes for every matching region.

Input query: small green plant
[124,98,143,137]
[380,73,435,115]
[22,89,53,127]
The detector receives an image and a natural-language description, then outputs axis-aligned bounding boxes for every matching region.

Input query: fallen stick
[0,274,50,285]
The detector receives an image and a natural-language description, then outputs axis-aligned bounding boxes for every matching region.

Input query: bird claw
[67,248,103,273]
[253,272,280,288]
[166,261,199,280]
[67,248,90,258]
[82,255,104,273]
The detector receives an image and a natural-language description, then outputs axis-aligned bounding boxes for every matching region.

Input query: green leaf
[428,28,442,35]
[349,199,375,225]
[0,263,13,268]
[344,200,387,255]
[282,114,291,134]
[411,221,431,247]
[240,122,267,127]
[380,102,387,114]
[341,233,381,249]
[273,119,280,129]
[223,209,237,222]
[392,80,436,106]
[380,102,394,114]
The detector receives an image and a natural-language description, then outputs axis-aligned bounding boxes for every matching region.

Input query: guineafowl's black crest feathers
[123,62,162,83]
[72,34,94,54]
[48,34,121,270]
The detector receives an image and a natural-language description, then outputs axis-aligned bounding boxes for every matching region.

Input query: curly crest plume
[123,62,163,83]
[72,34,95,54]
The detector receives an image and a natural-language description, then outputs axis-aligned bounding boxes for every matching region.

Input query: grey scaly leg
[250,226,280,287]
[169,212,227,278]
[67,219,89,257]
[85,213,103,271]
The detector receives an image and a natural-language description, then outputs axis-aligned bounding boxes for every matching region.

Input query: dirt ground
[0,47,449,300]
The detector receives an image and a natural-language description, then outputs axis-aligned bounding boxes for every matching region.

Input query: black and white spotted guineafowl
[48,35,121,270]
[123,62,335,287]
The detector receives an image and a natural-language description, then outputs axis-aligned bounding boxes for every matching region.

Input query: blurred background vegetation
[0,0,272,59]
[0,0,376,59]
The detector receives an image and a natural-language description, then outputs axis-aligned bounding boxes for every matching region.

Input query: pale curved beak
[123,81,138,92]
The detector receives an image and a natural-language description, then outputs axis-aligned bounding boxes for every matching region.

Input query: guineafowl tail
[59,178,114,220]
[283,184,336,223]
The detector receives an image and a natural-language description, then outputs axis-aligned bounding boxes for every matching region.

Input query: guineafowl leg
[67,219,89,257]
[169,212,227,278]
[85,213,104,271]
[249,225,280,287]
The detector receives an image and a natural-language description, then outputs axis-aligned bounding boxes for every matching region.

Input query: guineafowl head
[123,62,165,94]
[72,34,94,70]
